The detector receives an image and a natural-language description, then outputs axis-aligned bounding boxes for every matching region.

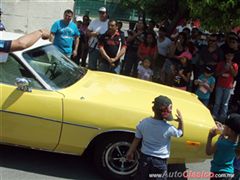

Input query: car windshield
[23,45,87,89]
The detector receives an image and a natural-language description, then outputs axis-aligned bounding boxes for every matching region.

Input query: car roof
[1,31,51,55]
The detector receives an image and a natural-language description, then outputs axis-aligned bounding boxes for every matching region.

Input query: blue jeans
[212,87,232,120]
[88,48,99,70]
[199,98,209,106]
[135,153,167,180]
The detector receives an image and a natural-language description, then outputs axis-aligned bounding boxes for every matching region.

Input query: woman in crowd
[122,20,146,77]
[137,31,158,65]
[161,32,189,86]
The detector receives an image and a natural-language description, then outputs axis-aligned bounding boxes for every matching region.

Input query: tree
[120,0,188,33]
[120,0,185,20]
[120,0,240,31]
[187,0,240,31]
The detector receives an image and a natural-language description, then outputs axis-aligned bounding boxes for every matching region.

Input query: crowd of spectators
[72,8,240,123]
[38,7,240,123]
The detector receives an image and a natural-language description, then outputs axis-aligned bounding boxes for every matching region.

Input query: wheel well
[83,131,135,156]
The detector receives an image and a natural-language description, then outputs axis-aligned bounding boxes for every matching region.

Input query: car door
[0,55,63,150]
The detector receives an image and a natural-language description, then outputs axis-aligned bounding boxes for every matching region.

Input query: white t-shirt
[157,37,172,56]
[136,117,182,159]
[88,19,109,48]
[137,65,153,81]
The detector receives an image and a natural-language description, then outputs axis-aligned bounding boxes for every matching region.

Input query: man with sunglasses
[87,7,109,70]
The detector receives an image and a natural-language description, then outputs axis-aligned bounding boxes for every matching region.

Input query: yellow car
[0,32,215,179]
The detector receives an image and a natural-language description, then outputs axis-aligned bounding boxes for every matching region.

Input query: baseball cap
[225,113,240,134]
[176,51,192,60]
[98,7,107,12]
[152,95,173,120]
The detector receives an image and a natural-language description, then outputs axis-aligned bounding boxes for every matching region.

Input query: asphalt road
[0,144,211,180]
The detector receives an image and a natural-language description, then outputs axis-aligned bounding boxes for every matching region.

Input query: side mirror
[15,78,32,92]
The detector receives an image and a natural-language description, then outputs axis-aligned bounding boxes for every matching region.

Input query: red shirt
[216,61,238,88]
[138,43,157,60]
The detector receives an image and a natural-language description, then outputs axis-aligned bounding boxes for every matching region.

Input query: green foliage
[120,0,240,31]
[187,0,240,31]
[120,0,182,19]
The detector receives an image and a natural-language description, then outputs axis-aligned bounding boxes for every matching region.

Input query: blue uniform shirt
[0,40,11,52]
[51,20,80,56]
[135,117,182,159]
[211,137,237,174]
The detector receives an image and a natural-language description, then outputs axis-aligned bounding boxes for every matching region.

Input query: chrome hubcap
[105,141,139,175]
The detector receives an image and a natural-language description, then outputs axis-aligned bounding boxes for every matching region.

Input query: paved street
[0,144,211,180]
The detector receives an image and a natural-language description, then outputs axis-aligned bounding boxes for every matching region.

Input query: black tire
[94,133,139,180]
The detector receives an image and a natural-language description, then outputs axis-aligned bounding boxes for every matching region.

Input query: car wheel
[94,134,139,180]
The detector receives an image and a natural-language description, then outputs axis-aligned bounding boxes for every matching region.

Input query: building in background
[1,0,138,34]
[1,0,74,33]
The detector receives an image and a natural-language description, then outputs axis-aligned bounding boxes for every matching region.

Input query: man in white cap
[87,7,109,70]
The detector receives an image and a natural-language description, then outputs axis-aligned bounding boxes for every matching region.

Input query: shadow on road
[0,144,190,180]
[0,144,102,180]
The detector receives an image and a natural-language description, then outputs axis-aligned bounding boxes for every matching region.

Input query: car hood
[59,70,214,126]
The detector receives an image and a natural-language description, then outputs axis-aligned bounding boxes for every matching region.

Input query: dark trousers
[135,153,168,180]
[122,50,138,77]
[98,62,119,73]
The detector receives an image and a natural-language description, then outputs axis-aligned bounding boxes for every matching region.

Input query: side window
[0,55,44,89]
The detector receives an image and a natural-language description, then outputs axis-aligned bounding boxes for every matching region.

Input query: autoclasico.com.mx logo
[149,170,235,179]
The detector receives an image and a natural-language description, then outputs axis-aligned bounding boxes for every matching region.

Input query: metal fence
[74,0,138,21]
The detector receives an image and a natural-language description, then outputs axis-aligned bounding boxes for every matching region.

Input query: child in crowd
[173,51,192,90]
[194,65,215,106]
[206,113,240,180]
[212,48,238,121]
[126,95,184,180]
[137,57,153,81]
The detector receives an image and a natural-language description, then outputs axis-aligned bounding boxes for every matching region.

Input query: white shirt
[157,37,172,56]
[136,117,182,159]
[88,19,109,48]
[137,65,153,81]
